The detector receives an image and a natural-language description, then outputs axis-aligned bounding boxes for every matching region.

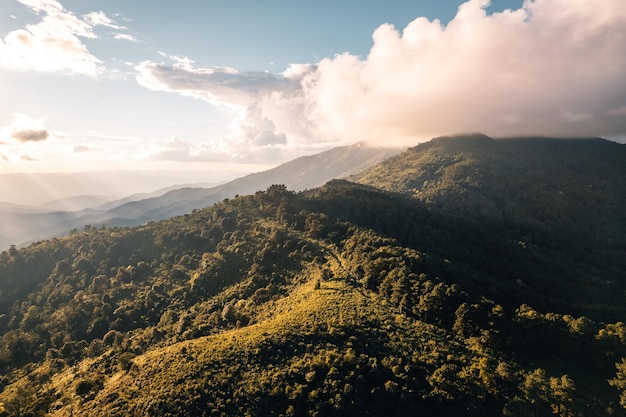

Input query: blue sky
[56,1,518,70]
[0,0,625,180]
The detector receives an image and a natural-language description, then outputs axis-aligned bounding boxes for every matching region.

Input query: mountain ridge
[1,135,625,416]
[0,143,400,249]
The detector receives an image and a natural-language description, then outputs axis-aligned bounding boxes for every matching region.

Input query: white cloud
[1,113,49,142]
[136,61,304,107]
[0,113,52,163]
[113,33,139,43]
[17,0,63,14]
[157,52,194,68]
[305,0,626,144]
[241,103,287,147]
[136,60,317,159]
[0,0,132,76]
[135,0,626,156]
[82,11,124,30]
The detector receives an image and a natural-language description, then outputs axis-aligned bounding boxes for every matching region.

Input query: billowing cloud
[0,0,129,76]
[304,0,626,145]
[136,0,626,154]
[137,60,316,158]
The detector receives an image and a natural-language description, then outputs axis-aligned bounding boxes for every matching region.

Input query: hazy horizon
[2,133,625,207]
[0,168,263,207]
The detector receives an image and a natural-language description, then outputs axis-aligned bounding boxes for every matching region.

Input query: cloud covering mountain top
[1,0,624,175]
[137,0,626,151]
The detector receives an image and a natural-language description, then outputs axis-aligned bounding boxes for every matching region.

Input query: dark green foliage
[0,137,625,416]
[341,137,626,320]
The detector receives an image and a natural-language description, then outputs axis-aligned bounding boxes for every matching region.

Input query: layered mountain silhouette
[1,135,625,416]
[0,143,399,249]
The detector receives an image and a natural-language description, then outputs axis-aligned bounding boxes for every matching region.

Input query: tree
[549,375,576,417]
[609,358,626,409]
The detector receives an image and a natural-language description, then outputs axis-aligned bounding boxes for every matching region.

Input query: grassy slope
[10,278,455,417]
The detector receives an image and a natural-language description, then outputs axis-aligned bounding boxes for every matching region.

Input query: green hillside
[1,136,626,416]
[351,134,626,256]
[349,135,626,319]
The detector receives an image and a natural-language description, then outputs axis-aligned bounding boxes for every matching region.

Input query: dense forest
[0,135,625,416]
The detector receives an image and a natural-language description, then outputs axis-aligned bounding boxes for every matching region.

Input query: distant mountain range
[0,143,399,249]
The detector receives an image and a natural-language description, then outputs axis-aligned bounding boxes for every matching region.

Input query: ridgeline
[1,135,625,416]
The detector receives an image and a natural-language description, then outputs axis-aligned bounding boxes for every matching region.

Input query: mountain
[94,183,217,211]
[351,134,626,228]
[40,196,118,212]
[39,183,218,212]
[350,134,626,318]
[0,135,625,416]
[0,144,399,250]
[0,170,238,207]
[97,142,400,225]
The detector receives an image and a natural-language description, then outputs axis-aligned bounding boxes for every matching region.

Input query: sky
[1,0,625,181]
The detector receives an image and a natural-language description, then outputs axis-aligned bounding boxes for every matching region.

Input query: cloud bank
[306,0,626,144]
[136,60,315,160]
[0,0,128,76]
[137,0,626,155]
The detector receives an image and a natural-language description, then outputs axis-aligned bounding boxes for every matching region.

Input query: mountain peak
[432,132,493,142]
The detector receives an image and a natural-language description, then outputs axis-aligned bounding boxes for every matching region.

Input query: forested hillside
[1,136,625,416]
[349,135,626,320]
